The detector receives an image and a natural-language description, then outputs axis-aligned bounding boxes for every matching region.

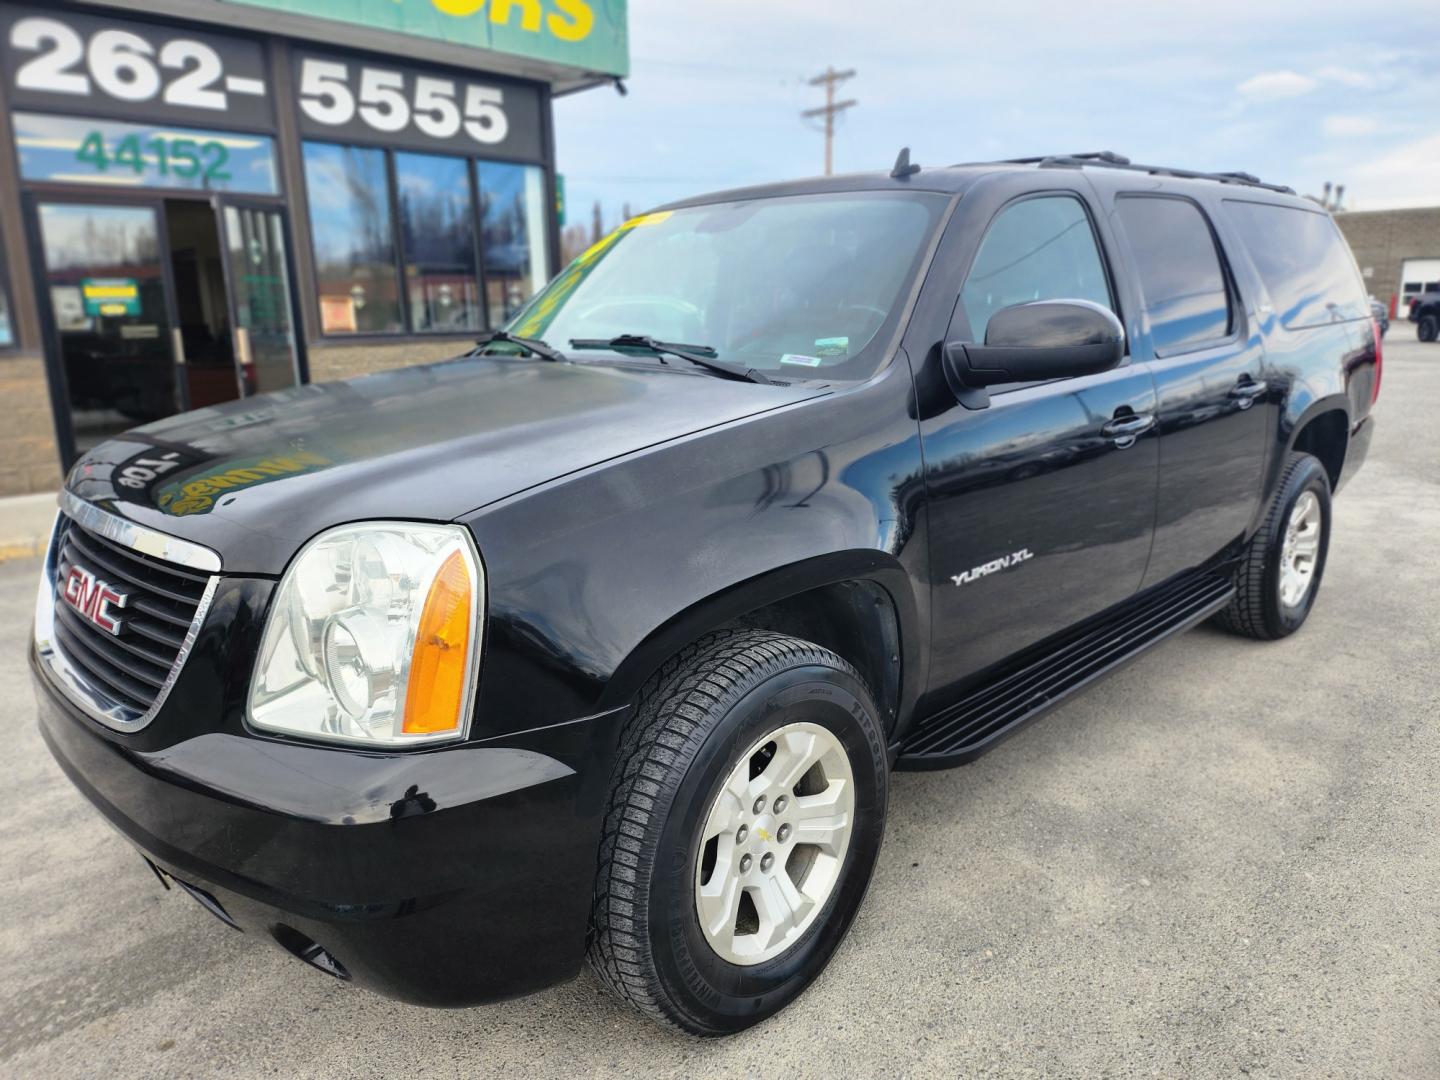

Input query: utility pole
[802,67,856,176]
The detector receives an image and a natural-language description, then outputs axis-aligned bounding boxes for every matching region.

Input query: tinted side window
[960,195,1112,341]
[1116,196,1231,355]
[1224,200,1368,328]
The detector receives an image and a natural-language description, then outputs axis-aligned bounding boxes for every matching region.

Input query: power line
[801,67,857,176]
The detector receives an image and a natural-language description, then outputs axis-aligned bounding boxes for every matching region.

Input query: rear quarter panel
[1205,192,1377,515]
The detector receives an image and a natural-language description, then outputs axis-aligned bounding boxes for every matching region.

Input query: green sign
[14,113,280,195]
[76,131,232,184]
[556,173,567,226]
[80,278,140,317]
[221,0,629,77]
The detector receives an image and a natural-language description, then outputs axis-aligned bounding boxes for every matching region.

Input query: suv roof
[967,151,1295,194]
[660,150,1298,212]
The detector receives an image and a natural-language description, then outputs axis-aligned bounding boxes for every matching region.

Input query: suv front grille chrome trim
[34,505,220,734]
[58,491,222,573]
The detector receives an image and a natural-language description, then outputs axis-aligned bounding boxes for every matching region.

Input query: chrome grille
[35,498,220,733]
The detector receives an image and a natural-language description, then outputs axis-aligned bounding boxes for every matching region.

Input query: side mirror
[942,299,1125,408]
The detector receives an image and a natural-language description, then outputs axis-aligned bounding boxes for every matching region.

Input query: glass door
[33,200,181,461]
[218,202,301,396]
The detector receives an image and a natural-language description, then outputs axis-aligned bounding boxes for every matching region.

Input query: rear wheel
[1419,314,1438,342]
[1214,452,1332,640]
[587,629,888,1034]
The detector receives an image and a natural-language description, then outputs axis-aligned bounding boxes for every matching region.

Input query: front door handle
[1229,377,1268,407]
[1101,412,1156,448]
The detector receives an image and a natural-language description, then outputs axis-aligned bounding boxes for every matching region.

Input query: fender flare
[596,549,926,734]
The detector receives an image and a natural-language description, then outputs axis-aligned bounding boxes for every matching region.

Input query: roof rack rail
[1000,150,1132,166]
[958,151,1295,195]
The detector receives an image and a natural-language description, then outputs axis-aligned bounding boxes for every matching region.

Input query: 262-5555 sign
[0,6,545,163]
[0,6,273,129]
[292,52,541,160]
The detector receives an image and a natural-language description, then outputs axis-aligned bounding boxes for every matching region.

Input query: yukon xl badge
[62,564,128,636]
[951,547,1034,587]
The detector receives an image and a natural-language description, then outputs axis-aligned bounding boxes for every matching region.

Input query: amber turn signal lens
[402,550,473,735]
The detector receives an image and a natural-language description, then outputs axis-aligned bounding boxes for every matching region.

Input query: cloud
[1236,70,1319,101]
[1323,114,1382,138]
[1345,134,1440,209]
[1315,65,1377,90]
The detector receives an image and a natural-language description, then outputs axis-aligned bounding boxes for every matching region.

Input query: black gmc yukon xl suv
[32,151,1379,1035]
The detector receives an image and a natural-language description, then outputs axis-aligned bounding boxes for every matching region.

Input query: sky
[554,0,1440,231]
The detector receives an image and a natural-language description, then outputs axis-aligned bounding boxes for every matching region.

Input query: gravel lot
[1,340,1436,1079]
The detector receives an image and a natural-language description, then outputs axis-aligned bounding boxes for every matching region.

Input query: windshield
[508,191,948,380]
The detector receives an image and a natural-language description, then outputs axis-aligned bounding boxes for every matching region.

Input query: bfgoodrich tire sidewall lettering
[649,666,888,1030]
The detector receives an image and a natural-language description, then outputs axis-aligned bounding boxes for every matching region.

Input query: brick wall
[0,353,62,497]
[305,339,475,384]
[1334,207,1440,312]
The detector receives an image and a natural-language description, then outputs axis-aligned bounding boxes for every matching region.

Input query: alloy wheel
[1278,490,1322,608]
[693,722,855,966]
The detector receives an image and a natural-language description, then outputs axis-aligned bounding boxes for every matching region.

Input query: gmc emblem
[62,564,128,636]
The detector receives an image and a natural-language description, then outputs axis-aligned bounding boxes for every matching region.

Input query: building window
[395,151,482,333]
[302,141,550,338]
[478,162,551,327]
[303,142,403,335]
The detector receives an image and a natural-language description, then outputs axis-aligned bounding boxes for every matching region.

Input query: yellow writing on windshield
[513,210,673,338]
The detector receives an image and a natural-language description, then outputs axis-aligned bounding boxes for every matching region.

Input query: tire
[1214,452,1332,640]
[587,629,888,1035]
[1419,315,1438,342]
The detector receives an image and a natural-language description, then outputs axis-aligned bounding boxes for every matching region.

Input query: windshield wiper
[472,330,567,363]
[569,334,774,385]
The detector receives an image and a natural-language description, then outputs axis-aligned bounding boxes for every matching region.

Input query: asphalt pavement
[1,339,1436,1079]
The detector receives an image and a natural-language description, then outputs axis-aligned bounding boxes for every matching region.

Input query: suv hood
[66,354,825,575]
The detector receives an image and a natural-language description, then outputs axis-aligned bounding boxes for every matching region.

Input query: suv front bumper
[32,649,626,1007]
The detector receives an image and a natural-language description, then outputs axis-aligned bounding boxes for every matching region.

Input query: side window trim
[952,188,1125,396]
[1114,192,1243,362]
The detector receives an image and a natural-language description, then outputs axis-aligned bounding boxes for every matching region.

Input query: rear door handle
[1229,377,1268,405]
[1100,413,1155,448]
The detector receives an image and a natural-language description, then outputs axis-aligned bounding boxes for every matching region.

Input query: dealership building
[0,0,626,496]
[1334,206,1440,321]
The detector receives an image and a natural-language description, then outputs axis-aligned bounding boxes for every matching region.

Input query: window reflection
[478,162,550,327]
[302,142,402,335]
[960,196,1113,342]
[1116,197,1230,355]
[1225,200,1368,328]
[396,152,481,333]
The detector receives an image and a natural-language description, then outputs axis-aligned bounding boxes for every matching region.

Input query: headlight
[247,522,483,747]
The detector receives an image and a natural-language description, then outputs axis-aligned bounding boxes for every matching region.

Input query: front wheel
[1419,314,1438,342]
[587,630,888,1034]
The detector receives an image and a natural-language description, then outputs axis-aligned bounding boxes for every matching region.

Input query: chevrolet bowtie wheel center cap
[693,721,855,966]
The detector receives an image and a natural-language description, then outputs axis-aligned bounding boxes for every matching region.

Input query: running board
[897,570,1235,769]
